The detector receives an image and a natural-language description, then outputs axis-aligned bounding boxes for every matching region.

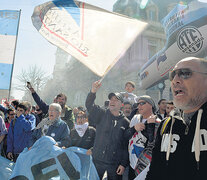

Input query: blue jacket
[28,118,70,148]
[31,92,75,130]
[7,114,36,154]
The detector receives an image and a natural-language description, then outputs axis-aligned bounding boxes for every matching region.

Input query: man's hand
[134,122,145,131]
[27,83,35,93]
[116,165,125,175]
[147,115,156,123]
[86,149,92,155]
[7,152,13,160]
[91,80,101,93]
[4,100,10,108]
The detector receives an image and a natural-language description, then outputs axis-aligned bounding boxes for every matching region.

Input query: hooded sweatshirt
[146,102,207,180]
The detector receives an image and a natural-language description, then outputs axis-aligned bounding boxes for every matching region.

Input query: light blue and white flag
[32,0,147,77]
[0,156,14,179]
[0,10,20,90]
[9,136,99,180]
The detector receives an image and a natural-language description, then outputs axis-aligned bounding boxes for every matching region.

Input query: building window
[148,40,157,59]
[149,10,156,21]
[146,3,158,22]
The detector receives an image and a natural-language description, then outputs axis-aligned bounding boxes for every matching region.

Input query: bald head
[171,57,207,113]
[175,57,207,71]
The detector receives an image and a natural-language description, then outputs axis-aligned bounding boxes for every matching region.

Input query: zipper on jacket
[197,162,199,170]
[185,126,189,135]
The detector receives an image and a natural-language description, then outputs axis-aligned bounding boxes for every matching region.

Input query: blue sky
[0,0,117,99]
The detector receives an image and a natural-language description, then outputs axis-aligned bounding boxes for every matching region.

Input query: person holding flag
[85,80,130,179]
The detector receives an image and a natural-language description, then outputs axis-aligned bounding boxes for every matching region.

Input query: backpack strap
[160,117,171,136]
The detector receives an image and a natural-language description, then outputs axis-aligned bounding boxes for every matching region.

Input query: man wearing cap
[85,80,130,180]
[126,95,160,179]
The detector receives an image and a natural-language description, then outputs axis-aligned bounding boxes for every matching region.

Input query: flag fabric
[32,0,147,77]
[9,136,99,180]
[0,156,14,179]
[0,10,20,90]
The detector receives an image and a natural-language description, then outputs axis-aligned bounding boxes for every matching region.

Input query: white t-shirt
[129,114,147,169]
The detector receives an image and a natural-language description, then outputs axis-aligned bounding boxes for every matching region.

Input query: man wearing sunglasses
[85,80,130,180]
[146,57,207,180]
[127,95,160,179]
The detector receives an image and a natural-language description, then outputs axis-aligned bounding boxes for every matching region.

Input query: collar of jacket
[107,109,125,118]
[52,118,62,127]
[170,101,207,124]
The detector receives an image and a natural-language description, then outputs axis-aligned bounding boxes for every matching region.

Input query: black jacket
[156,110,167,120]
[85,92,130,167]
[69,126,96,150]
[146,102,207,180]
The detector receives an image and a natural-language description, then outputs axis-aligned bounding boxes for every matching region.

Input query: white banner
[32,0,147,76]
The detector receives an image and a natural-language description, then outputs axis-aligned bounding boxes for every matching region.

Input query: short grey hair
[49,103,62,113]
[198,58,207,72]
[180,57,207,71]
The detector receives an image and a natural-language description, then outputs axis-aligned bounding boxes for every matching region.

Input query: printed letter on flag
[0,10,20,89]
[32,0,147,76]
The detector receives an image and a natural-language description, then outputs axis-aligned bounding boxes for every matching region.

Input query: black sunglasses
[169,68,207,81]
[137,102,147,106]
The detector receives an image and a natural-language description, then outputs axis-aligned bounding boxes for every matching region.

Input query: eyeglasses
[9,113,15,116]
[76,116,85,119]
[137,102,147,106]
[169,68,207,81]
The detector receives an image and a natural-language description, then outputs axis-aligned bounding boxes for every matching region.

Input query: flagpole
[99,62,114,83]
[99,74,106,83]
[8,9,21,102]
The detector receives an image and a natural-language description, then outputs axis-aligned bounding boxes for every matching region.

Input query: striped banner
[0,10,20,90]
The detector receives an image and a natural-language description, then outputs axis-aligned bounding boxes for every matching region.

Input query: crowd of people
[0,57,206,180]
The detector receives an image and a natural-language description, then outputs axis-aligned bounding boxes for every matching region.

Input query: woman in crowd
[69,110,96,155]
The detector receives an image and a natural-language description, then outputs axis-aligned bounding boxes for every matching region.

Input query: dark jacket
[85,92,130,167]
[32,92,75,130]
[69,126,96,150]
[156,109,167,120]
[146,102,207,180]
[28,118,70,148]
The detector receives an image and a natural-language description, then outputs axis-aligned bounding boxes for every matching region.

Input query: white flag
[32,0,147,76]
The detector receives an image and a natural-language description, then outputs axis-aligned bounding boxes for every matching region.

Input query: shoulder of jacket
[160,117,172,136]
[88,126,96,130]
[65,106,72,111]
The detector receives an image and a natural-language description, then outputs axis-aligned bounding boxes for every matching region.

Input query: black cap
[108,92,123,103]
